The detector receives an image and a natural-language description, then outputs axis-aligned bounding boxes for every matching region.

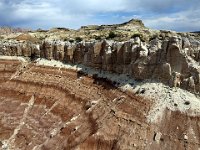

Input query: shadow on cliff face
[30,53,38,61]
[77,70,116,90]
[92,74,117,90]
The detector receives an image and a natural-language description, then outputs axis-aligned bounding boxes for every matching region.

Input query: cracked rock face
[0,20,200,149]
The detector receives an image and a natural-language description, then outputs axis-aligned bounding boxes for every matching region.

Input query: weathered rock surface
[0,19,200,150]
[0,32,199,93]
[0,58,200,150]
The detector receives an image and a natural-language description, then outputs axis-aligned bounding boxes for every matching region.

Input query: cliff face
[0,33,200,93]
[0,20,200,150]
[1,58,200,150]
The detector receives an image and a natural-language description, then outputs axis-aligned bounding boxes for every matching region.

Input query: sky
[0,0,199,32]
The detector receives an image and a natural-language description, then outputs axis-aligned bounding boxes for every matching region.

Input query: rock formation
[0,28,199,93]
[0,19,200,150]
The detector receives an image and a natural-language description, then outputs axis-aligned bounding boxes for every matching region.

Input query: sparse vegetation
[107,31,117,39]
[69,39,74,43]
[63,38,68,41]
[131,33,147,42]
[75,37,83,42]
[39,37,45,40]
[149,35,157,41]
[94,35,102,40]
[131,33,141,38]
[15,34,40,43]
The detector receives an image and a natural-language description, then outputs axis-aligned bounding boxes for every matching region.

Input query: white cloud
[143,9,200,31]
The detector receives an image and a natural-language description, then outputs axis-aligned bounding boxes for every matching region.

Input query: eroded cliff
[0,19,200,150]
[0,25,200,93]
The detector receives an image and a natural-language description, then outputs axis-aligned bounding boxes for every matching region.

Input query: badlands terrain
[0,19,200,150]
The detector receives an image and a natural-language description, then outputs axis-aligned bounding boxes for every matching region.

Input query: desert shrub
[131,33,146,42]
[131,33,141,38]
[69,39,74,43]
[39,37,45,40]
[107,31,117,39]
[75,37,83,42]
[63,38,68,41]
[149,35,157,41]
[94,35,101,40]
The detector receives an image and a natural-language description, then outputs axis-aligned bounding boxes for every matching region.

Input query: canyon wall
[0,20,200,149]
[0,35,200,93]
[1,59,200,149]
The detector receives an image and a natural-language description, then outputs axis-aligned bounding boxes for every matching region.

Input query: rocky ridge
[0,19,200,93]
